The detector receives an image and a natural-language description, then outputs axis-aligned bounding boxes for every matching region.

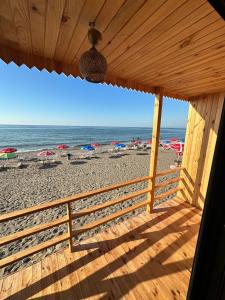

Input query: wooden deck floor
[0,198,201,300]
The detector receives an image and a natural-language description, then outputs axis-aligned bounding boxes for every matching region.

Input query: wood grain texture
[178,92,225,208]
[44,0,65,58]
[147,89,163,212]
[0,0,224,97]
[0,233,69,269]
[9,0,32,53]
[72,199,149,235]
[28,0,46,57]
[0,215,68,246]
[71,188,151,218]
[0,198,202,300]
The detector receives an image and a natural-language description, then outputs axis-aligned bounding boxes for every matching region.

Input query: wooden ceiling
[0,0,224,100]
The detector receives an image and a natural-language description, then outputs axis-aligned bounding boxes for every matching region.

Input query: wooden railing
[0,167,183,269]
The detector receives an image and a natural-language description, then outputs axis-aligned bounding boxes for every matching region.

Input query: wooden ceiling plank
[115,6,219,78]
[126,16,223,81]
[101,0,167,58]
[54,0,85,61]
[151,69,225,91]
[170,77,225,93]
[63,0,106,64]
[138,31,225,84]
[75,0,125,60]
[169,84,225,97]
[161,77,225,95]
[28,0,46,57]
[107,0,206,71]
[106,0,190,66]
[150,60,225,87]
[9,0,32,53]
[44,0,65,58]
[0,0,19,49]
[146,41,225,87]
[187,86,225,97]
[0,0,13,20]
[73,0,146,65]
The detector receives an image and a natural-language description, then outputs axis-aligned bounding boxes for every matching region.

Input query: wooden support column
[147,88,163,213]
[67,203,73,252]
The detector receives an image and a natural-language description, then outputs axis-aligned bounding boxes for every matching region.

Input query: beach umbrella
[111,141,119,145]
[0,147,17,153]
[170,138,178,143]
[91,143,101,147]
[115,143,126,149]
[38,150,55,157]
[81,145,94,151]
[0,153,17,160]
[133,140,141,145]
[146,139,152,144]
[171,142,184,152]
[56,144,69,149]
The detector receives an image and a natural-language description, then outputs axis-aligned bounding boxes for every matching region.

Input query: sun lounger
[9,162,25,169]
[0,165,6,171]
[110,152,122,158]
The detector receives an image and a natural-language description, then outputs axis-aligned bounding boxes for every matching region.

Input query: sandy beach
[0,147,178,276]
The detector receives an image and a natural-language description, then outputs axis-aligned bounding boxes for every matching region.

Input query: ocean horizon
[0,124,186,152]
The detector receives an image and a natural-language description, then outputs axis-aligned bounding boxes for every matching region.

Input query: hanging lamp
[79,22,107,83]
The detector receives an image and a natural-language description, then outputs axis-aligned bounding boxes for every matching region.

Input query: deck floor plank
[0,198,201,300]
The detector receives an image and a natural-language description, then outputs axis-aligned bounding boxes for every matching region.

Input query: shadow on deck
[0,198,201,300]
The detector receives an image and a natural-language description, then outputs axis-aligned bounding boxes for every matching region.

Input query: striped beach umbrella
[0,153,17,159]
[0,147,17,153]
[38,150,55,157]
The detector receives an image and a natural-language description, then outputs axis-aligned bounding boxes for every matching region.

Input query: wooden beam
[147,88,164,213]
[156,167,183,177]
[154,186,184,201]
[72,199,149,236]
[0,233,69,269]
[71,188,151,219]
[155,176,182,190]
[0,216,68,247]
[67,203,73,252]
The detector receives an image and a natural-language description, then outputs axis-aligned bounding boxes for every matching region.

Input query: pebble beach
[0,146,179,276]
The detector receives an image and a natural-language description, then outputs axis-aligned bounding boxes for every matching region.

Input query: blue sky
[0,60,188,128]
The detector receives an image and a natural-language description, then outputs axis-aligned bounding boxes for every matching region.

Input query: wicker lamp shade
[79,22,107,83]
[79,47,107,83]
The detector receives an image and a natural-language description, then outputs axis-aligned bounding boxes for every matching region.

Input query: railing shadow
[6,201,200,300]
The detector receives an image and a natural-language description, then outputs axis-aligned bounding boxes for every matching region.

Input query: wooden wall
[178,92,225,209]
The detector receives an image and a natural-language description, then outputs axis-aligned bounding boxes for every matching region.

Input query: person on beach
[67,153,72,160]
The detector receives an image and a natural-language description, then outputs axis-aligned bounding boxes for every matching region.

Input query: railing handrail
[0,175,152,223]
[0,167,183,223]
[0,167,183,269]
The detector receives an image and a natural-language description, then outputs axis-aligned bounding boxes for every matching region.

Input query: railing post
[147,88,163,213]
[67,202,73,252]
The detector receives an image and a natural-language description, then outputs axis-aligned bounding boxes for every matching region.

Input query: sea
[0,125,186,152]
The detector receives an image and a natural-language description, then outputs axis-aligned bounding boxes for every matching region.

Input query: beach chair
[107,146,118,154]
[110,151,122,158]
[16,162,25,169]
[0,165,6,171]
